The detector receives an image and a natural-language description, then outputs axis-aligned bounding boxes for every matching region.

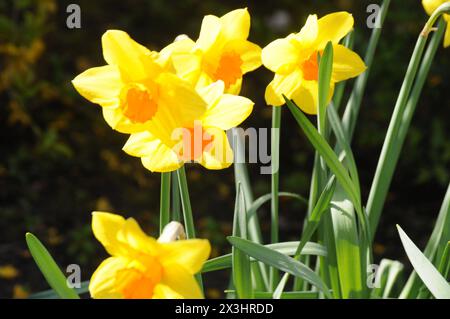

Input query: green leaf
[176,166,203,289]
[274,176,336,298]
[341,0,391,139]
[159,172,171,234]
[401,182,450,298]
[232,184,253,298]
[330,185,364,298]
[247,192,307,220]
[228,236,332,298]
[226,290,319,299]
[29,281,89,299]
[284,96,361,215]
[270,106,282,290]
[26,233,79,299]
[370,259,404,299]
[231,128,268,289]
[328,104,361,198]
[202,241,327,273]
[397,225,450,299]
[366,17,446,241]
[317,41,333,139]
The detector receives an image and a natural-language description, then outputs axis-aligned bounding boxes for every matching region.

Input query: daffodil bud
[158,221,186,243]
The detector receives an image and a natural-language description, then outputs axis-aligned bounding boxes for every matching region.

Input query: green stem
[159,172,171,235]
[177,166,196,239]
[231,128,269,290]
[176,166,204,290]
[171,171,181,222]
[341,0,391,139]
[366,16,448,241]
[270,106,281,290]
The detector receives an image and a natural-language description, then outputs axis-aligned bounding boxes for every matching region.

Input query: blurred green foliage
[0,0,449,298]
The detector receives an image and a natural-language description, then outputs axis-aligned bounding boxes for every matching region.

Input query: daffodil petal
[225,77,243,95]
[123,130,183,172]
[196,15,222,52]
[122,131,160,158]
[265,69,303,106]
[159,239,211,274]
[92,212,126,256]
[160,263,203,298]
[220,8,250,41]
[101,107,149,134]
[202,93,254,130]
[332,44,367,82]
[157,73,207,128]
[444,22,450,48]
[196,81,225,107]
[317,12,354,48]
[72,65,122,108]
[291,81,335,115]
[153,284,183,299]
[101,30,150,81]
[171,52,202,85]
[199,128,233,170]
[224,40,262,73]
[158,36,196,68]
[262,38,299,74]
[141,143,183,173]
[116,218,159,255]
[89,257,126,298]
[296,14,319,44]
[422,0,443,15]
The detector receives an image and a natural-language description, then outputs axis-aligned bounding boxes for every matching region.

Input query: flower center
[213,51,243,89]
[301,52,320,81]
[116,255,163,299]
[176,123,214,161]
[123,87,158,123]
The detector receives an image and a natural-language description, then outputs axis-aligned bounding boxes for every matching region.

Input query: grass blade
[26,233,79,299]
[397,225,450,299]
[176,166,203,288]
[232,184,253,298]
[401,182,450,298]
[284,96,361,218]
[274,176,336,298]
[159,172,171,234]
[341,0,391,139]
[330,185,364,298]
[228,236,332,298]
[230,128,269,290]
[328,104,361,198]
[366,18,447,240]
[202,241,327,273]
[270,106,282,290]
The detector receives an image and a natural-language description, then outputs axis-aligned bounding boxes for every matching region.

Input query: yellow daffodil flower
[262,12,367,114]
[122,80,253,172]
[72,30,206,134]
[423,0,450,47]
[163,8,262,94]
[89,212,210,299]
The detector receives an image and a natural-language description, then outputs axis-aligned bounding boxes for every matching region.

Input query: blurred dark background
[0,0,449,298]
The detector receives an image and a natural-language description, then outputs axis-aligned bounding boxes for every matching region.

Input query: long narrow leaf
[202,241,327,273]
[228,236,332,298]
[232,184,253,298]
[397,225,450,299]
[284,96,361,216]
[26,233,79,299]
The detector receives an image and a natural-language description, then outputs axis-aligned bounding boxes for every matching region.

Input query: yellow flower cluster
[72,9,368,173]
[72,9,260,172]
[72,9,371,299]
